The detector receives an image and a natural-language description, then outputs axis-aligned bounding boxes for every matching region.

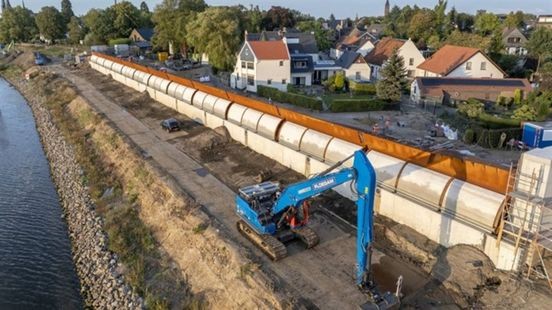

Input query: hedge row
[257,85,323,110]
[108,38,132,46]
[330,98,386,112]
[478,113,521,129]
[350,81,376,95]
[473,127,522,149]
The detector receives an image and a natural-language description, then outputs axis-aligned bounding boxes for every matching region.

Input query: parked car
[161,118,181,132]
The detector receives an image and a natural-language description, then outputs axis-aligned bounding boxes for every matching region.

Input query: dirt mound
[12,51,36,71]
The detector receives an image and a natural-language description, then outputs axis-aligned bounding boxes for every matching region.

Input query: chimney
[244,30,248,42]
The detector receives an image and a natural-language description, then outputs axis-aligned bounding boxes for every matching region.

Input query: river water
[0,79,82,309]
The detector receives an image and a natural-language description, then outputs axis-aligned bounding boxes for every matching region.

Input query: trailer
[523,121,552,149]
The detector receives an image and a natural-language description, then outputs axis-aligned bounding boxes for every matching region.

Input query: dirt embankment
[1,54,286,309]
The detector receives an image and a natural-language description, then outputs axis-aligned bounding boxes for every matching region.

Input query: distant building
[537,15,552,29]
[384,0,390,17]
[417,45,505,79]
[331,27,377,59]
[365,24,385,39]
[502,28,528,56]
[410,77,532,105]
[364,37,425,80]
[129,28,153,42]
[335,51,371,82]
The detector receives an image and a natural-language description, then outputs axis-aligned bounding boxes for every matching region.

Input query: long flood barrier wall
[90,53,520,270]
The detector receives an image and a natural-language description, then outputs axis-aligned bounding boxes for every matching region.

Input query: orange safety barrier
[93,53,510,194]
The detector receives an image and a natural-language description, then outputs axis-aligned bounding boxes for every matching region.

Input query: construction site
[84,52,552,307]
[3,49,552,309]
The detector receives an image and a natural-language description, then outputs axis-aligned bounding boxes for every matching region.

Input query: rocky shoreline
[3,74,144,309]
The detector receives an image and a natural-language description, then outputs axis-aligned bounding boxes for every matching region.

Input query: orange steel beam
[93,53,510,194]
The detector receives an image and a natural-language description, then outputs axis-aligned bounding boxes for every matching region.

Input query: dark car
[161,118,181,132]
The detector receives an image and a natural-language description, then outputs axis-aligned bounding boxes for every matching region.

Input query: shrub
[257,85,323,110]
[514,89,522,105]
[474,128,522,149]
[334,73,345,91]
[512,104,537,121]
[330,98,386,112]
[463,129,475,144]
[458,98,484,118]
[478,113,521,128]
[108,38,132,46]
[350,81,376,95]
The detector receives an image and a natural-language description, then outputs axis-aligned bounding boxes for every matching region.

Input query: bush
[514,89,522,105]
[512,104,537,121]
[350,81,376,95]
[330,98,386,112]
[474,127,522,148]
[478,113,521,128]
[257,85,323,110]
[463,129,475,144]
[108,38,132,46]
[335,73,345,91]
[458,98,484,118]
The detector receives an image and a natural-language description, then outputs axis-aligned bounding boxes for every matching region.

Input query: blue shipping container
[523,122,552,148]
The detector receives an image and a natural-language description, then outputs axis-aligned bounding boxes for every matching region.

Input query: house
[365,24,385,39]
[410,77,532,105]
[364,37,425,80]
[537,15,552,29]
[231,40,290,93]
[417,45,506,79]
[129,28,154,42]
[502,28,528,55]
[331,27,377,59]
[335,51,371,82]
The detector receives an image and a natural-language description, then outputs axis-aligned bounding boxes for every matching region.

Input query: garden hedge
[330,98,386,112]
[257,85,323,110]
[478,113,521,129]
[350,81,376,95]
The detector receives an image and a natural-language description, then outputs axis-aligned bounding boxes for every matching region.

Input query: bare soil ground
[59,63,552,309]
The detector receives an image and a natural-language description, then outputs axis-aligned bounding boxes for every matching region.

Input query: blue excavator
[235,148,401,308]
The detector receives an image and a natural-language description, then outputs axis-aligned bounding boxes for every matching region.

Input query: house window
[409,58,414,66]
[241,61,246,69]
[279,61,284,66]
[407,70,415,77]
[294,61,307,68]
[480,62,487,70]
[282,79,287,85]
[247,75,254,86]
[355,72,361,80]
[267,79,272,85]
[485,93,490,100]
[247,62,254,70]
[466,62,472,70]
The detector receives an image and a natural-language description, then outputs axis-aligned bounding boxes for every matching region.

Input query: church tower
[384,0,390,17]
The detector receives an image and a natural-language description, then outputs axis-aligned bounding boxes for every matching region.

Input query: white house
[331,28,377,59]
[416,45,506,79]
[231,40,291,93]
[364,37,425,80]
[335,51,371,82]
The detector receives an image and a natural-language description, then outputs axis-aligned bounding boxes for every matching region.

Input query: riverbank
[1,53,285,309]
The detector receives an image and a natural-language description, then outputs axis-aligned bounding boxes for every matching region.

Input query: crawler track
[237,220,287,261]
[294,226,320,249]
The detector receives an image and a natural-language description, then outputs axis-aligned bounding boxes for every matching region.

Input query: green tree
[504,11,525,28]
[297,20,332,51]
[139,1,149,13]
[152,0,207,53]
[261,6,296,30]
[474,12,500,36]
[445,30,491,50]
[334,72,345,91]
[0,6,37,42]
[408,10,435,42]
[376,49,406,102]
[186,6,245,71]
[83,9,115,43]
[526,27,552,74]
[67,16,83,44]
[433,0,447,38]
[61,0,74,25]
[458,98,484,118]
[245,5,263,33]
[35,6,65,42]
[456,12,474,31]
[539,62,552,92]
[110,1,141,38]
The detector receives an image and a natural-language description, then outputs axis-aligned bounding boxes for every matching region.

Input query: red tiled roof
[417,45,480,76]
[364,37,405,66]
[248,40,289,60]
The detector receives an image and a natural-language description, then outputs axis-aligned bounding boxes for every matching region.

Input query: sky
[17,0,552,18]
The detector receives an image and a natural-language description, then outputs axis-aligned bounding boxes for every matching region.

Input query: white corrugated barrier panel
[324,139,360,167]
[213,99,232,119]
[227,104,248,124]
[182,88,196,105]
[396,164,450,207]
[367,151,406,188]
[241,109,264,132]
[147,76,171,93]
[192,91,208,108]
[256,114,283,140]
[121,66,136,79]
[111,62,124,74]
[278,122,308,150]
[177,102,205,124]
[202,95,219,114]
[134,71,152,85]
[299,129,333,160]
[442,180,503,230]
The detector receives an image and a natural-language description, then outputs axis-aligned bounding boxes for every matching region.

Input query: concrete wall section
[223,121,247,145]
[241,109,264,132]
[192,91,208,109]
[367,151,405,188]
[204,112,225,129]
[324,139,360,167]
[257,114,283,140]
[299,130,333,161]
[156,91,177,110]
[227,104,248,124]
[176,101,205,124]
[202,95,219,114]
[396,164,450,207]
[213,99,232,119]
[278,122,308,150]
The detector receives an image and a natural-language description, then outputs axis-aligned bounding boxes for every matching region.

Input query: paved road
[55,65,416,309]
